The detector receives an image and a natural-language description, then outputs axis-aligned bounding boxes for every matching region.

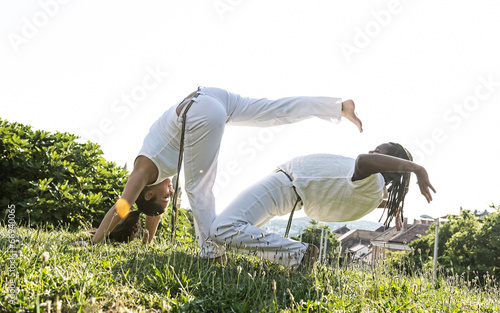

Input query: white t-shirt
[278,154,386,222]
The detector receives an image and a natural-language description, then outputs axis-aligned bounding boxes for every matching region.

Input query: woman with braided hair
[209,142,436,272]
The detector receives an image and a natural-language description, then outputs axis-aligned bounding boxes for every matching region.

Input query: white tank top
[278,154,386,222]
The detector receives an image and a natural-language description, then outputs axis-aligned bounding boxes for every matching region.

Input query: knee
[209,218,237,245]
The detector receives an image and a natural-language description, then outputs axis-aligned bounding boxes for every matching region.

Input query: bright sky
[1,0,499,225]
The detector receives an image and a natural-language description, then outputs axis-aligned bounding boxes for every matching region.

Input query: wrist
[413,165,425,175]
[90,235,100,245]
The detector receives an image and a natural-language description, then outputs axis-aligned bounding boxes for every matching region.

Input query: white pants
[179,87,342,258]
[209,171,307,267]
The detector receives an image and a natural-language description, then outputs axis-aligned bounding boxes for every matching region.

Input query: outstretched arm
[92,156,157,244]
[352,154,436,203]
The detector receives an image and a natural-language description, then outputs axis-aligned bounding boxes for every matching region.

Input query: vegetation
[387,206,500,280]
[2,120,499,312]
[1,224,499,312]
[291,220,341,264]
[0,118,129,230]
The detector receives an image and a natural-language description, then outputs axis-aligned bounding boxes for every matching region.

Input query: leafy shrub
[468,208,500,278]
[387,206,500,281]
[1,118,196,244]
[0,118,128,230]
[291,220,340,264]
[385,249,431,276]
[154,204,196,246]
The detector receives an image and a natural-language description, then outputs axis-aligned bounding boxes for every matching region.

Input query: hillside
[1,225,498,312]
[263,217,383,237]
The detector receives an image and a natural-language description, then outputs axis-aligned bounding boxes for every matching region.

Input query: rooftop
[372,223,430,244]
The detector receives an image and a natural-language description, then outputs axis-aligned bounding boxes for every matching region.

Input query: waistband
[275,169,302,203]
[176,86,204,116]
[275,168,293,182]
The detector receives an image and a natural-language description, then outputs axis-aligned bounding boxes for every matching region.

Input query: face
[149,178,174,211]
[369,143,392,155]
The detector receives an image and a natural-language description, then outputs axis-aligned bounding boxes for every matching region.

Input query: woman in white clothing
[90,87,363,259]
[209,142,436,271]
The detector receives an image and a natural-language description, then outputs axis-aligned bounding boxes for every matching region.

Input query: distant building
[338,229,383,263]
[349,243,371,261]
[473,210,490,218]
[374,225,385,232]
[458,206,490,219]
[371,218,430,263]
[332,225,350,237]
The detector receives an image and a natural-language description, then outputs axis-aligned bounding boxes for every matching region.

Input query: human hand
[415,167,436,203]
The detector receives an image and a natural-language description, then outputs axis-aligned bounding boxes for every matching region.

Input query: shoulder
[133,155,159,185]
[352,154,374,182]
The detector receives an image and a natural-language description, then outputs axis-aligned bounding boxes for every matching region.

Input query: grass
[1,225,499,312]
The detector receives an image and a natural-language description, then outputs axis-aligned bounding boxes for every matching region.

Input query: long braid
[381,143,413,229]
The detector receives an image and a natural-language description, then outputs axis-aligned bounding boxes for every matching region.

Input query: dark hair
[107,210,141,243]
[381,142,413,229]
[106,188,166,243]
[135,188,165,216]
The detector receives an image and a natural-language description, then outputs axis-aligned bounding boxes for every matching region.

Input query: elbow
[356,154,371,162]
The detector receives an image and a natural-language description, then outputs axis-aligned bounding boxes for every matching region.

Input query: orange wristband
[115,198,130,218]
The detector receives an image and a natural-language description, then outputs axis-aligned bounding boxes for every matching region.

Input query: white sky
[1,0,499,225]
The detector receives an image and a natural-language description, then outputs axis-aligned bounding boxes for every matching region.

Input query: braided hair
[107,210,142,243]
[381,142,413,229]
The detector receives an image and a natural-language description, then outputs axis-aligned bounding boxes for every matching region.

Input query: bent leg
[182,95,227,258]
[210,172,307,268]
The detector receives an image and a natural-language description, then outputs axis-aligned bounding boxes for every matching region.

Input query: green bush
[474,209,500,277]
[154,204,196,246]
[387,206,500,281]
[291,220,340,264]
[0,118,129,230]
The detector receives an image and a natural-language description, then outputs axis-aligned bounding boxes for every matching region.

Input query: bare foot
[341,100,363,133]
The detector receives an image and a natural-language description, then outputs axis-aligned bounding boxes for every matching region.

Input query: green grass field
[1,226,499,312]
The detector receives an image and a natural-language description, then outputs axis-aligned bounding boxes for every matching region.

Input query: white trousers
[179,87,342,258]
[209,171,306,267]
